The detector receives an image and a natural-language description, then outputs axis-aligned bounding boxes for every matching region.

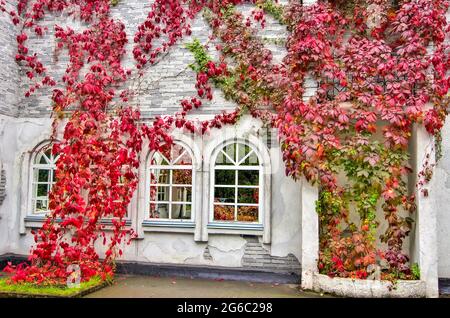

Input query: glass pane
[241,151,259,166]
[52,169,57,182]
[171,186,192,202]
[38,169,50,182]
[149,203,169,219]
[35,199,48,212]
[214,187,235,203]
[215,169,235,185]
[158,186,170,201]
[37,184,49,197]
[38,153,48,164]
[172,170,192,184]
[214,205,235,221]
[171,145,192,165]
[238,170,259,185]
[237,206,259,222]
[150,152,170,166]
[238,188,259,204]
[150,186,170,202]
[171,204,191,220]
[237,144,251,162]
[224,144,236,162]
[215,151,234,165]
[150,169,170,184]
[149,186,157,202]
[44,150,52,160]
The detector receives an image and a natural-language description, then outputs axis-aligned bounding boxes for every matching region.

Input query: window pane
[150,186,170,202]
[171,204,191,220]
[214,205,235,221]
[171,186,192,202]
[150,203,169,219]
[216,150,234,165]
[238,188,259,204]
[215,169,235,185]
[44,150,52,160]
[37,184,49,197]
[150,169,170,184]
[241,151,259,166]
[237,206,258,222]
[237,144,251,162]
[223,144,236,162]
[38,154,48,164]
[238,170,259,185]
[150,152,170,166]
[171,145,192,165]
[158,186,170,201]
[214,187,235,203]
[35,199,48,212]
[172,170,192,184]
[37,169,50,182]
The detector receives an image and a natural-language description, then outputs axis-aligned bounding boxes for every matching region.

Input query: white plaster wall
[431,120,450,278]
[0,115,302,268]
[269,148,302,260]
[0,114,54,255]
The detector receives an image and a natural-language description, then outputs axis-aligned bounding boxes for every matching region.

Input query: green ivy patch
[0,275,110,298]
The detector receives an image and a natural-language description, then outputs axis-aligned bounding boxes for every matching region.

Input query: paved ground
[85,275,327,298]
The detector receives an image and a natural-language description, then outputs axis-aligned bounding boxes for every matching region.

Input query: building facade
[0,0,449,297]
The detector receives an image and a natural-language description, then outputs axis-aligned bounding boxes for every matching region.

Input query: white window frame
[209,140,264,227]
[22,141,133,230]
[29,144,58,215]
[145,141,195,223]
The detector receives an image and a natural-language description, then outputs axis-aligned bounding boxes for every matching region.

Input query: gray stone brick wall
[0,0,20,117]
[6,1,289,119]
[241,236,301,273]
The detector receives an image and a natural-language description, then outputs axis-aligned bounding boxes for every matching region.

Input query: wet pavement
[85,275,326,298]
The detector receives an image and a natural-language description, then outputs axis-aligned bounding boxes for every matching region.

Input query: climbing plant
[1,0,449,285]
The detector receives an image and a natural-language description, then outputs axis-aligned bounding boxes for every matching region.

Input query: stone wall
[0,0,20,117]
[15,1,290,118]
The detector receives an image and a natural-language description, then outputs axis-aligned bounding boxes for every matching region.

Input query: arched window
[31,146,59,214]
[212,142,262,224]
[148,143,194,221]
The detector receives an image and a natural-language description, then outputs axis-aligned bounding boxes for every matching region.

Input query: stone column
[414,124,439,298]
[301,178,319,290]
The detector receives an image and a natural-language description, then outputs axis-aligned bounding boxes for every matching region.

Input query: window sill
[24,215,132,229]
[207,222,264,236]
[23,215,49,229]
[142,220,195,234]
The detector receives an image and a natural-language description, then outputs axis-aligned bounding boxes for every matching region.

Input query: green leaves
[185,39,211,73]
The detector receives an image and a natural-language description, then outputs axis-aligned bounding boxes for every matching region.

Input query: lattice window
[212,142,262,223]
[148,143,194,221]
[31,147,59,214]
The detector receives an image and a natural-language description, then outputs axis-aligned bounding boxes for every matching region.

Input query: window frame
[145,141,196,223]
[209,140,264,227]
[23,141,133,229]
[29,145,58,215]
